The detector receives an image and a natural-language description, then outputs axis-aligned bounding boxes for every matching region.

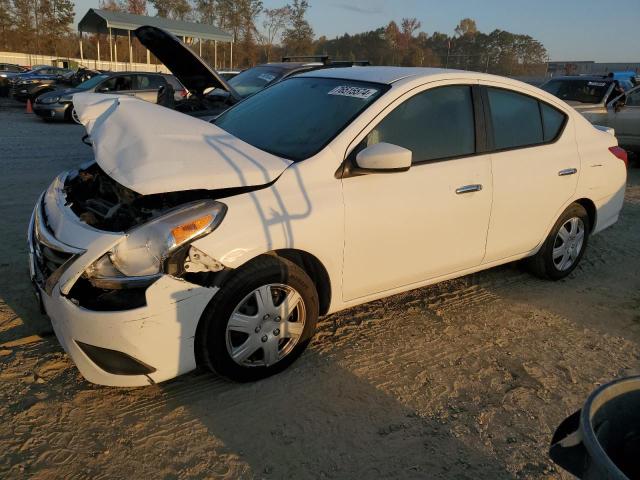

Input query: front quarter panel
[191,150,344,311]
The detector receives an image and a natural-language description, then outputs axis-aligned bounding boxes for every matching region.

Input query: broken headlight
[87,200,226,284]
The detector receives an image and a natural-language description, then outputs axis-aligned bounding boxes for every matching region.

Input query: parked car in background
[134,25,369,120]
[33,71,186,123]
[9,66,73,101]
[0,63,27,96]
[61,67,104,86]
[218,70,241,80]
[582,85,640,152]
[540,76,632,113]
[31,67,626,386]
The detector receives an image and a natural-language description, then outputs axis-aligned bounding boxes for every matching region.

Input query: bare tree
[261,6,290,61]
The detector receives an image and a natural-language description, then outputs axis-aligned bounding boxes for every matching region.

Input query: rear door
[480,83,578,263]
[133,74,164,103]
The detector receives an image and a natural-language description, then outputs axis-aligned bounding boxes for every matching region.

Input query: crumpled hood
[72,92,292,195]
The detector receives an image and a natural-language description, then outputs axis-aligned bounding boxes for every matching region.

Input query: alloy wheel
[71,107,81,124]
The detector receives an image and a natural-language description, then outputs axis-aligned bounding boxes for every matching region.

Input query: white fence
[0,51,170,73]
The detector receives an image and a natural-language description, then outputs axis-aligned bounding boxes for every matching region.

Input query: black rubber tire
[196,254,319,382]
[526,203,590,280]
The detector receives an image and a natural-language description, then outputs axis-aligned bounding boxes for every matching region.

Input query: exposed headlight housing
[40,95,60,104]
[85,200,226,287]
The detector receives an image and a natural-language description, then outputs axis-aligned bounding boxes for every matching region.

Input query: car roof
[296,66,470,84]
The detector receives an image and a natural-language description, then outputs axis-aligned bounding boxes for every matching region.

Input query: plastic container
[550,375,640,479]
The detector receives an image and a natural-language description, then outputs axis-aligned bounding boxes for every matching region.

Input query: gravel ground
[1,98,639,479]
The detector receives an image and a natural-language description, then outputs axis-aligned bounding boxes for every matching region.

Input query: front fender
[190,158,344,311]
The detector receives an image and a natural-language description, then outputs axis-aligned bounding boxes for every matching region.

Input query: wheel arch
[271,249,332,316]
[574,197,597,232]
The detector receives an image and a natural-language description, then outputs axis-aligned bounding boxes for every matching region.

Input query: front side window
[215,77,387,161]
[363,85,476,163]
[625,89,640,107]
[488,88,543,150]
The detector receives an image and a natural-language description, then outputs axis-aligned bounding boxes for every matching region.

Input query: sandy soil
[1,100,640,479]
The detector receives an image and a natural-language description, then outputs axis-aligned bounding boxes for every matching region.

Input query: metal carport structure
[77,9,233,71]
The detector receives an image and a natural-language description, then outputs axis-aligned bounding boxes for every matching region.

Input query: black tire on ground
[526,203,590,280]
[196,254,319,382]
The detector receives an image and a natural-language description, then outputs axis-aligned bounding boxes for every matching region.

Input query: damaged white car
[29,66,627,386]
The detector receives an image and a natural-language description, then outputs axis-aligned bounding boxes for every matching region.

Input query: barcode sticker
[328,86,378,99]
[258,73,276,82]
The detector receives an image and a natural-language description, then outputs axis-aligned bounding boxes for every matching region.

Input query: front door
[342,83,493,301]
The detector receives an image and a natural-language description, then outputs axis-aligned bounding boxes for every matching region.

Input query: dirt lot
[1,98,639,479]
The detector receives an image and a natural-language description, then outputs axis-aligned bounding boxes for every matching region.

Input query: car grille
[29,196,83,294]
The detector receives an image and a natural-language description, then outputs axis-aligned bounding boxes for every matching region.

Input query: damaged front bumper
[28,173,218,386]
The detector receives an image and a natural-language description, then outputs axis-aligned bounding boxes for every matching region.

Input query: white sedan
[29,67,627,386]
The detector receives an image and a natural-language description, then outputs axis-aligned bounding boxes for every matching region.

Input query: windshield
[227,66,285,98]
[541,79,611,104]
[215,77,387,161]
[77,74,109,90]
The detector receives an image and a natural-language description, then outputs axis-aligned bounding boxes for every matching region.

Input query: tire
[526,203,590,280]
[196,255,319,382]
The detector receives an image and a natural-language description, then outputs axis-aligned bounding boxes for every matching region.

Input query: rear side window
[488,88,543,150]
[540,103,565,141]
[365,85,476,163]
[137,74,164,89]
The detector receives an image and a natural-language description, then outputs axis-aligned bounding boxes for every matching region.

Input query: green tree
[282,0,313,55]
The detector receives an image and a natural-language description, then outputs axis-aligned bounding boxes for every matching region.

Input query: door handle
[455,184,483,194]
[558,168,577,176]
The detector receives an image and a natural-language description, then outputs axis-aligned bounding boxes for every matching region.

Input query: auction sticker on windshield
[328,85,378,99]
[258,73,276,82]
[588,81,607,87]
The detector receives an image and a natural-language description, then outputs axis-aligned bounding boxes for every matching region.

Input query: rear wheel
[196,255,319,382]
[526,203,590,280]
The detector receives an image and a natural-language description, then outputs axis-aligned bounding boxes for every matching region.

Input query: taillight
[179,89,188,98]
[609,146,628,167]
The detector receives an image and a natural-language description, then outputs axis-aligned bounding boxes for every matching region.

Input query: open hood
[134,25,240,101]
[72,92,292,195]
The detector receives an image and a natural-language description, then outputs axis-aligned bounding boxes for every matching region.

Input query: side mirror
[354,142,412,174]
[96,87,109,93]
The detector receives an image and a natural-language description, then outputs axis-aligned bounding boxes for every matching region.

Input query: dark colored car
[134,26,370,120]
[33,71,186,123]
[61,67,105,86]
[9,66,72,101]
[0,63,28,96]
[540,75,634,112]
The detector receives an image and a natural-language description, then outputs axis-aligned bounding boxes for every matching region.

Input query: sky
[73,0,640,62]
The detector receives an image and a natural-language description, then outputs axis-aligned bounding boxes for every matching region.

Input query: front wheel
[196,255,319,382]
[526,203,590,280]
[70,106,81,124]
